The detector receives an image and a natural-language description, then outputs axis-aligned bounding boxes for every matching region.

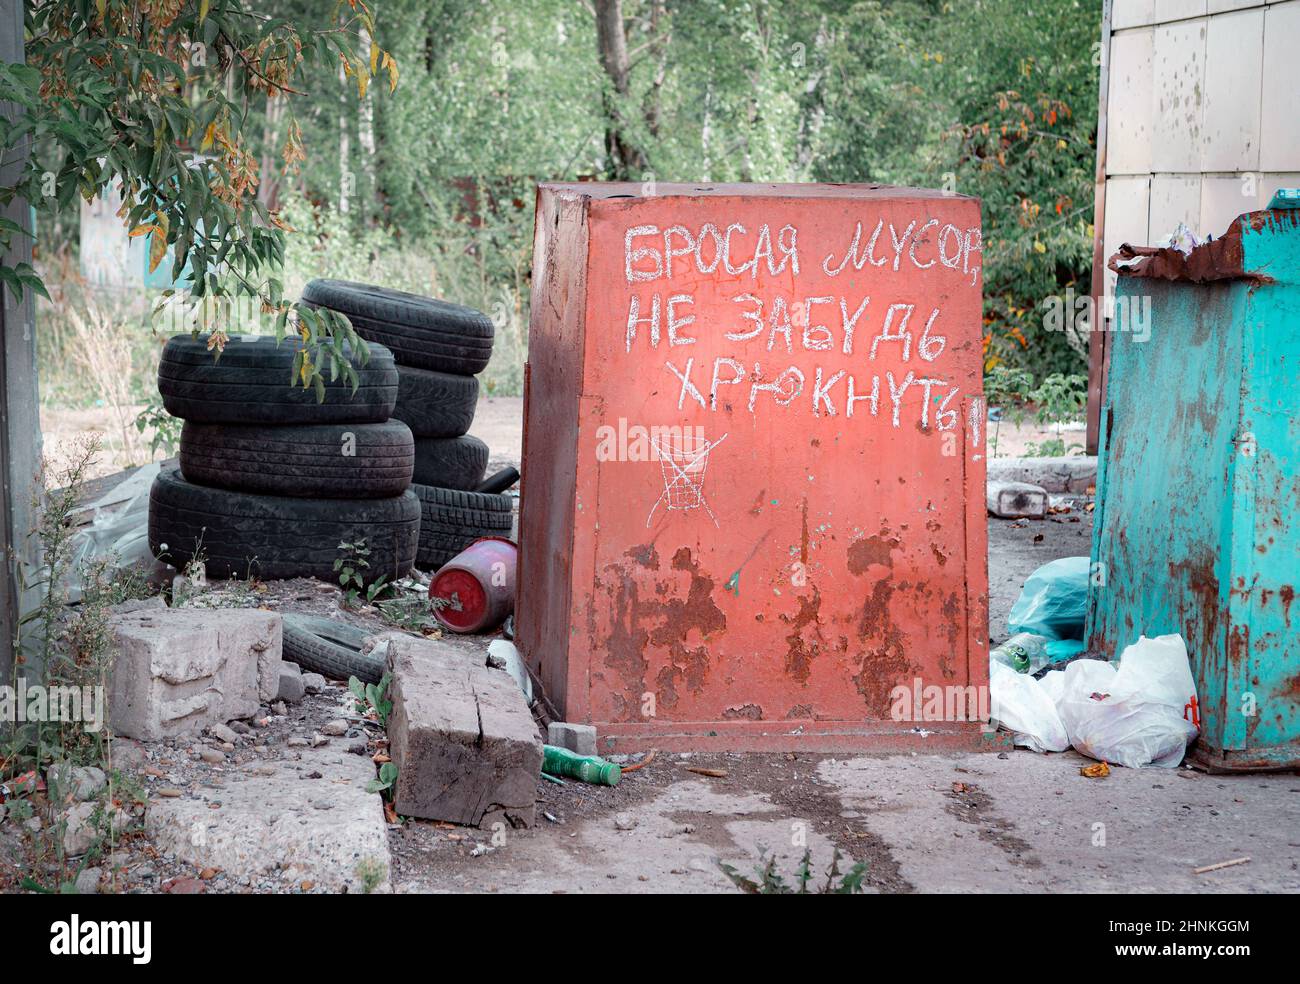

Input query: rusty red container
[518,182,990,753]
[429,537,517,634]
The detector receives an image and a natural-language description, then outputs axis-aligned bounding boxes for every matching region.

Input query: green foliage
[354,855,388,893]
[23,0,1098,403]
[719,846,868,894]
[1023,370,1087,456]
[365,761,398,795]
[9,0,400,396]
[349,672,392,728]
[3,437,156,891]
[1030,371,1087,429]
[134,399,183,458]
[334,538,390,604]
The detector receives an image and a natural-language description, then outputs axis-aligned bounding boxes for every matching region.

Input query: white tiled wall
[1104,0,1298,260]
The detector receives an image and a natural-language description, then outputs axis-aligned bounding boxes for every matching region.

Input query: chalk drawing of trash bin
[646,430,728,528]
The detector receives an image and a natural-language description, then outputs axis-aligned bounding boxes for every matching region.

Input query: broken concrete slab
[986,456,1097,494]
[548,721,597,756]
[108,609,282,741]
[145,746,391,893]
[987,480,1048,519]
[386,635,542,829]
[277,661,306,703]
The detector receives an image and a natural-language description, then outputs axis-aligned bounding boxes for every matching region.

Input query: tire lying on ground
[149,466,419,582]
[179,420,415,499]
[158,334,398,425]
[411,434,489,490]
[391,365,478,438]
[412,483,513,571]
[283,615,385,685]
[301,279,494,376]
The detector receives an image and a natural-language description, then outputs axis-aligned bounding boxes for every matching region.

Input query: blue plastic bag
[1046,638,1086,662]
[1008,556,1089,641]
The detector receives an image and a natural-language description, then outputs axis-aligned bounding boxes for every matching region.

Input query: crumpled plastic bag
[989,661,1069,753]
[1055,634,1199,769]
[1008,556,1089,640]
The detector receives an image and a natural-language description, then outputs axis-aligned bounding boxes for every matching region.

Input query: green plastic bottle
[542,745,621,786]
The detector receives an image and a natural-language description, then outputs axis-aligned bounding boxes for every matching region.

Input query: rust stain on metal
[847,531,900,575]
[781,586,834,683]
[599,546,730,718]
[800,498,809,566]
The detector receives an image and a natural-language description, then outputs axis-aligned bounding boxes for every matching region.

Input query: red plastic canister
[429,537,517,634]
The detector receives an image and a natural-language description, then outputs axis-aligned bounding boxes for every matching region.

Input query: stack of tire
[148,334,420,583]
[300,280,513,570]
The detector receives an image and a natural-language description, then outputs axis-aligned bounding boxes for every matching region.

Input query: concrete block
[386,635,542,829]
[547,721,597,756]
[986,456,1097,494]
[145,746,391,893]
[277,661,306,703]
[986,480,1048,519]
[108,609,282,741]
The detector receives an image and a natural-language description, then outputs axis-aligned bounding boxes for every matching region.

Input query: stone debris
[547,721,598,757]
[74,866,103,894]
[986,480,1049,519]
[277,661,307,703]
[986,456,1097,494]
[62,801,130,856]
[108,609,283,740]
[46,764,107,802]
[302,672,328,695]
[209,723,240,745]
[386,635,542,829]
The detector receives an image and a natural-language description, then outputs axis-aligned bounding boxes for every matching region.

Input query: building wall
[1102,0,1300,304]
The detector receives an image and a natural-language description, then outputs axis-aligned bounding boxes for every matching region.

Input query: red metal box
[519,183,988,752]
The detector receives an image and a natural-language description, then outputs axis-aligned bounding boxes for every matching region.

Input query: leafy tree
[2,0,399,394]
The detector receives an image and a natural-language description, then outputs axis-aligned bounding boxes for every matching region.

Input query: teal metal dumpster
[1088,201,1300,772]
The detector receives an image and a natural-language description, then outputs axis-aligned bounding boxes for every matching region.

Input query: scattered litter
[1056,634,1199,769]
[1045,638,1086,664]
[618,749,657,774]
[1079,761,1110,779]
[1008,556,1089,641]
[430,538,516,634]
[1193,856,1250,875]
[542,811,560,824]
[541,745,621,786]
[486,639,533,705]
[989,661,1069,753]
[990,632,1050,674]
[685,766,728,778]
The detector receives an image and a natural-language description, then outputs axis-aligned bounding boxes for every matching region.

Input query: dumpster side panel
[568,191,987,744]
[518,190,591,715]
[1088,278,1246,752]
[1230,216,1300,761]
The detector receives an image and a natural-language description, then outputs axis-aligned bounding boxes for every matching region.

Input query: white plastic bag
[989,661,1069,753]
[1056,634,1198,768]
